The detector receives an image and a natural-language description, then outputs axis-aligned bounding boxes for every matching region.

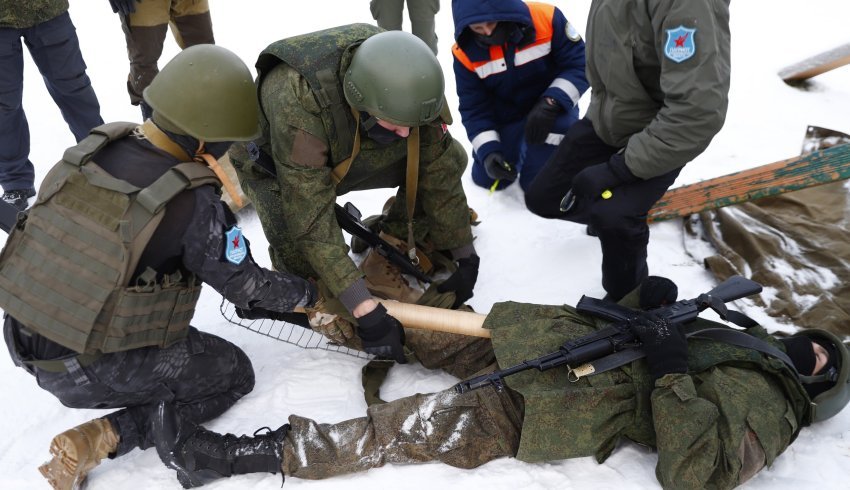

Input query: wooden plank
[648,143,850,223]
[779,42,850,82]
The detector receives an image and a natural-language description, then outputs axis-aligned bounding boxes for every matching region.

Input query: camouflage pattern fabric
[281,383,524,479]
[232,60,472,299]
[485,295,810,489]
[0,0,67,29]
[309,279,495,379]
[276,294,809,488]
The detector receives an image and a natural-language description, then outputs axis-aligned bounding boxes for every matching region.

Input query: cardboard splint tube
[296,301,491,338]
[379,300,490,338]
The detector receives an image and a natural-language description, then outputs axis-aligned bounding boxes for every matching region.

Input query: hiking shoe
[2,188,35,211]
[360,232,423,303]
[39,418,119,490]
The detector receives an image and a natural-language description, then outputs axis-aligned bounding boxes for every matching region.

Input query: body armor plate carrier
[0,122,220,354]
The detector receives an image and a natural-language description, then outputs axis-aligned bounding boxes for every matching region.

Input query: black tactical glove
[571,152,637,198]
[483,152,517,181]
[630,312,688,381]
[437,254,480,309]
[639,276,679,310]
[356,304,407,363]
[109,0,139,15]
[524,97,562,145]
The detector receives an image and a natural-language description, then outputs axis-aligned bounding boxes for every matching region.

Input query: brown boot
[360,233,424,303]
[39,418,119,490]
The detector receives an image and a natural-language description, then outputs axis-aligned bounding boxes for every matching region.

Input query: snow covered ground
[2,1,850,489]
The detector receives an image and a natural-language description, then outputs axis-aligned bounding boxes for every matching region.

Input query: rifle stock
[334,202,431,283]
[455,276,762,393]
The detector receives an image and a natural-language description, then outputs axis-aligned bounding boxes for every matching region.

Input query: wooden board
[779,42,850,82]
[648,142,850,223]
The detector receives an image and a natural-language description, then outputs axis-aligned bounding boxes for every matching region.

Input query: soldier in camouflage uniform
[0,46,317,490]
[152,276,850,489]
[0,0,103,210]
[230,26,490,376]
[107,0,215,119]
[525,0,732,302]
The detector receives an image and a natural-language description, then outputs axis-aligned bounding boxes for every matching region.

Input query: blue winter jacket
[451,0,588,159]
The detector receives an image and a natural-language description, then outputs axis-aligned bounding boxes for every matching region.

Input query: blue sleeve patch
[224,226,247,265]
[664,26,696,63]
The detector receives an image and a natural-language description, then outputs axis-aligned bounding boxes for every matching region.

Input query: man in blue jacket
[451,0,587,191]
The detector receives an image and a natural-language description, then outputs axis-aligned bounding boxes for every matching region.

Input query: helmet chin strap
[194,140,244,210]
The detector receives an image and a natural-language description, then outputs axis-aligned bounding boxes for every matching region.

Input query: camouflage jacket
[485,294,811,490]
[232,26,473,297]
[0,0,68,28]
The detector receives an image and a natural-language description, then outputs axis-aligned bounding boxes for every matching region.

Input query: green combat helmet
[794,329,850,422]
[343,30,444,127]
[144,44,259,142]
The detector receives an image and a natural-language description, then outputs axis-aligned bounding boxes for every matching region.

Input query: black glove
[524,97,562,145]
[356,304,407,363]
[109,0,139,15]
[437,254,480,309]
[639,276,679,310]
[630,312,688,381]
[483,152,517,181]
[571,152,637,198]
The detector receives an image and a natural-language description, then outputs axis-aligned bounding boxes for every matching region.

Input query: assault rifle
[335,202,431,284]
[455,275,762,393]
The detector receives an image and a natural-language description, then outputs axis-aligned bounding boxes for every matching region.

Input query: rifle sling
[578,325,798,380]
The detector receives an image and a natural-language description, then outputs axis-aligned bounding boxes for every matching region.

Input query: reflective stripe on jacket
[451,0,587,158]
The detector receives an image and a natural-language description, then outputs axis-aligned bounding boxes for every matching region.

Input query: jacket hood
[452,0,532,41]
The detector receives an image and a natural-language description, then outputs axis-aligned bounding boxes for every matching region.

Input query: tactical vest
[0,122,221,354]
[255,23,382,165]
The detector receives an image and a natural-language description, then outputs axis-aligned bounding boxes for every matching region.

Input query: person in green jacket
[525,0,732,302]
[150,276,850,489]
[229,26,487,374]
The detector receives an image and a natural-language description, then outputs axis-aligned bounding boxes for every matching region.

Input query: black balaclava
[474,22,519,47]
[360,112,405,146]
[780,335,840,399]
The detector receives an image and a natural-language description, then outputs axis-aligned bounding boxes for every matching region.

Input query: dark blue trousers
[525,118,681,300]
[0,11,103,191]
[471,108,579,192]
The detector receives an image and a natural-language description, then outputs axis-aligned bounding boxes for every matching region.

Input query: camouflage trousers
[282,383,524,478]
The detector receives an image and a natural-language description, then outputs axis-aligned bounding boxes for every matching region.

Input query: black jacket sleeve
[181,187,316,312]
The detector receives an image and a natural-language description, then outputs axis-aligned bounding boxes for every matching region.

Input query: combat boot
[152,401,287,488]
[360,232,423,303]
[38,418,119,490]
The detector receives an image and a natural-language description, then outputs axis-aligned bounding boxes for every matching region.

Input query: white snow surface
[2,1,850,489]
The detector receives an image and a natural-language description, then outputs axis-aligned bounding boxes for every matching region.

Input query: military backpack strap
[62,122,139,166]
[329,107,362,184]
[404,126,421,265]
[316,67,356,160]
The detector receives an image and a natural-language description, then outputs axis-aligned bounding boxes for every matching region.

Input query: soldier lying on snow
[152,276,850,490]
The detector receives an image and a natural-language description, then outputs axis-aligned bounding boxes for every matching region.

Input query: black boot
[152,401,289,488]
